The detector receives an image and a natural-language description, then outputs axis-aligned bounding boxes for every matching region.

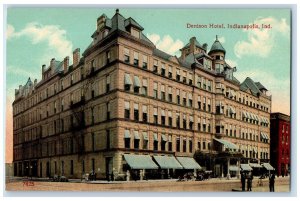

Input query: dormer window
[131,28,140,39]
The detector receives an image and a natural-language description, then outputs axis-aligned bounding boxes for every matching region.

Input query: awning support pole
[237,159,240,179]
[226,158,230,180]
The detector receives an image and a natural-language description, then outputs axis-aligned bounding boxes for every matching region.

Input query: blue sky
[6,7,291,113]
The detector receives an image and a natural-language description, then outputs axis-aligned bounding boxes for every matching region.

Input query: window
[124,48,130,63]
[176,137,181,152]
[142,105,148,122]
[153,133,158,151]
[207,80,212,91]
[182,72,187,83]
[168,87,172,102]
[107,102,111,120]
[176,69,180,81]
[161,63,166,76]
[134,131,140,149]
[176,113,180,128]
[203,97,206,111]
[142,55,148,69]
[168,66,173,78]
[183,91,187,106]
[161,85,166,101]
[134,103,139,121]
[198,96,201,110]
[161,110,166,125]
[203,141,206,150]
[189,116,194,130]
[198,118,201,131]
[106,51,111,64]
[124,73,132,91]
[91,133,95,151]
[176,89,180,104]
[188,93,193,107]
[143,132,148,149]
[133,52,139,66]
[188,73,193,85]
[168,136,172,151]
[141,79,148,96]
[183,138,187,152]
[153,60,158,73]
[132,28,140,38]
[133,76,141,94]
[153,108,158,124]
[168,111,172,127]
[124,130,131,148]
[197,76,202,88]
[203,79,206,90]
[106,75,110,93]
[106,130,110,149]
[202,119,206,132]
[207,99,211,112]
[189,139,193,153]
[183,114,187,129]
[153,82,158,99]
[161,134,167,151]
[124,101,130,119]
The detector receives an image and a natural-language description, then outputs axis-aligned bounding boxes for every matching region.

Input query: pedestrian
[269,173,275,192]
[247,172,253,191]
[241,172,246,191]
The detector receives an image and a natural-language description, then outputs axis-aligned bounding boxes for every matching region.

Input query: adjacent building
[12,9,272,180]
[270,113,290,176]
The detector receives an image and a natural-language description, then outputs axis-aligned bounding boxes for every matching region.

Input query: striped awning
[124,154,158,169]
[176,157,201,169]
[133,76,141,87]
[214,138,239,150]
[240,164,253,171]
[124,74,133,85]
[262,163,275,171]
[153,155,183,169]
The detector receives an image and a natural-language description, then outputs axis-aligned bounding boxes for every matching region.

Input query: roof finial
[116,8,119,14]
[216,35,219,41]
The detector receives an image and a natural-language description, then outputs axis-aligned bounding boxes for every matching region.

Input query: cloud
[226,59,238,67]
[147,33,184,56]
[235,69,290,115]
[7,65,40,79]
[234,17,290,58]
[7,22,73,60]
[218,36,225,43]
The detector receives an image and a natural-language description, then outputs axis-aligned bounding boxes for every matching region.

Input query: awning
[153,133,158,141]
[161,134,167,141]
[142,132,148,140]
[134,131,140,139]
[153,155,183,169]
[261,132,267,139]
[240,164,253,171]
[124,130,131,138]
[249,163,262,168]
[214,138,239,150]
[242,111,248,118]
[229,107,236,114]
[262,163,275,171]
[124,74,133,85]
[264,133,269,140]
[133,76,141,87]
[176,157,201,169]
[229,166,239,171]
[124,154,158,169]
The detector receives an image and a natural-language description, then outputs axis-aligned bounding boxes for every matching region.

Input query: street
[5,176,290,192]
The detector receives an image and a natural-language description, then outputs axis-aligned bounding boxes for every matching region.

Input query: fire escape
[70,66,96,159]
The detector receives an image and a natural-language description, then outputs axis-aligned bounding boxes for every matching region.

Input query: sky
[5,7,291,163]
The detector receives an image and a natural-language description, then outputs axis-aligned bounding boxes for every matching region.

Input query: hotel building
[12,9,272,180]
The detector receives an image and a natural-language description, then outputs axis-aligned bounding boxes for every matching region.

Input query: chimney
[73,48,80,67]
[34,79,37,86]
[19,85,22,90]
[63,56,69,73]
[50,58,55,67]
[202,43,208,52]
[42,65,46,73]
[190,37,196,53]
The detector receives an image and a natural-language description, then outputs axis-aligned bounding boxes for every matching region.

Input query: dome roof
[209,35,226,54]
